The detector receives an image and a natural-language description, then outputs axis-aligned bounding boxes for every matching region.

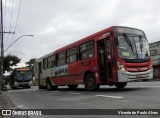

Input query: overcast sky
[3,0,160,67]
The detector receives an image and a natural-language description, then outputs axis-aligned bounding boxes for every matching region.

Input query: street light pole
[4,35,34,52]
[0,35,33,90]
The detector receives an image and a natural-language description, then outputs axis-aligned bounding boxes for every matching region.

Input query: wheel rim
[47,80,51,89]
[87,78,94,88]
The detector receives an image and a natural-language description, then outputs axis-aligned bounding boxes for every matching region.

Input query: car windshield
[117,35,150,59]
[14,71,33,81]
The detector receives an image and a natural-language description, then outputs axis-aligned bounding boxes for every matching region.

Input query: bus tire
[67,85,78,90]
[46,78,52,90]
[84,73,99,91]
[114,82,127,89]
[46,78,58,90]
[38,86,44,89]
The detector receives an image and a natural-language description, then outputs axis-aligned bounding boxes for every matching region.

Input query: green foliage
[3,75,11,83]
[25,58,35,69]
[25,58,36,76]
[3,54,21,73]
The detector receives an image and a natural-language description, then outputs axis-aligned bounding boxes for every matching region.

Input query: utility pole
[0,0,4,91]
[0,0,15,90]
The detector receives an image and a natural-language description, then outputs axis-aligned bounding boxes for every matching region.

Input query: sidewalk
[0,91,28,118]
[0,91,15,118]
[0,91,12,118]
[0,91,14,108]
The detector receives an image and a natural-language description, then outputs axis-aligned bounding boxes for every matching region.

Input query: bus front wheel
[114,82,127,89]
[84,74,99,91]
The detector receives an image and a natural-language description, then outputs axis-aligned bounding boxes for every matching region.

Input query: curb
[0,91,29,118]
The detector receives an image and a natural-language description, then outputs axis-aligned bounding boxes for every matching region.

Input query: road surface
[4,81,160,118]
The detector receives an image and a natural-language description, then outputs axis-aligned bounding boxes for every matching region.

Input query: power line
[13,0,22,33]
[5,0,15,48]
[9,0,23,45]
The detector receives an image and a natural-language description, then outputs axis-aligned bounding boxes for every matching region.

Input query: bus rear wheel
[67,85,78,90]
[114,82,127,89]
[84,74,99,91]
[46,78,58,90]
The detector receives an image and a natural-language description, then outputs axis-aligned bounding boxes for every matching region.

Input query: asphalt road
[5,81,160,118]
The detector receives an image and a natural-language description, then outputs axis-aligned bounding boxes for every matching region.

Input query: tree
[25,58,36,76]
[3,75,11,84]
[3,54,21,73]
[25,58,35,69]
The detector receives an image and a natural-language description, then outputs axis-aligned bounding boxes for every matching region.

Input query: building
[149,41,160,79]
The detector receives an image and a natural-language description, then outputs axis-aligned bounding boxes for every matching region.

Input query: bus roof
[36,52,53,62]
[36,26,144,59]
[53,26,113,54]
[53,26,144,54]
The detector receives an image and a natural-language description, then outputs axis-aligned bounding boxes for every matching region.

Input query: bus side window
[57,51,66,66]
[47,57,51,69]
[67,46,78,63]
[80,40,94,60]
[47,55,55,68]
[43,58,47,70]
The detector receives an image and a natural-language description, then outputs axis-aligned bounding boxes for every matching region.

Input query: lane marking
[128,86,160,88]
[96,95,123,99]
[68,92,81,95]
[52,91,59,92]
[16,105,24,108]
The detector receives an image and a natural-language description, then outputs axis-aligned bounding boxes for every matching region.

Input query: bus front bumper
[13,81,32,88]
[117,68,153,82]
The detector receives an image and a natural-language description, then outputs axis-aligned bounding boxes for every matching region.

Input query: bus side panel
[41,69,52,86]
[51,57,99,85]
[51,61,83,85]
[51,74,83,85]
[34,61,39,86]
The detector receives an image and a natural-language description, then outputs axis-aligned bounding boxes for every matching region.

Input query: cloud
[3,0,160,65]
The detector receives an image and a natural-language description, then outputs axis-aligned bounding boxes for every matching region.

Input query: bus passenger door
[97,40,107,82]
[38,62,42,86]
[97,37,113,83]
[105,38,113,81]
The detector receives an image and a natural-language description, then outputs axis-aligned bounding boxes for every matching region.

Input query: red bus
[34,26,153,91]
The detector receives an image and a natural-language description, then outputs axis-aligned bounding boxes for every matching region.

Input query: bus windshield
[14,71,33,81]
[117,35,150,60]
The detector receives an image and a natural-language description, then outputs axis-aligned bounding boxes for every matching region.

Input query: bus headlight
[29,81,33,85]
[118,62,126,71]
[121,67,126,71]
[149,64,152,69]
[14,81,18,85]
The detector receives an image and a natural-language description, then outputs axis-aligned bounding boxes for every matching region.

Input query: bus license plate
[136,75,144,78]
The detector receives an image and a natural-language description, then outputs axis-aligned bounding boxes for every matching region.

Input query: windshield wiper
[139,36,143,53]
[123,34,134,53]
